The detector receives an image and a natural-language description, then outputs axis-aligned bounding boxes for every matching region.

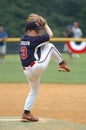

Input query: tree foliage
[0,0,86,37]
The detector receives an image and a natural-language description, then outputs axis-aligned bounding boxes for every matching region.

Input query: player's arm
[0,37,7,42]
[0,32,8,42]
[79,29,83,37]
[44,23,53,38]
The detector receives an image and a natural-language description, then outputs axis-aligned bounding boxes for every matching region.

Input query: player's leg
[38,43,70,72]
[0,46,4,62]
[24,77,40,111]
[0,43,6,62]
[2,43,6,59]
[22,77,40,121]
[38,43,67,69]
[39,43,62,66]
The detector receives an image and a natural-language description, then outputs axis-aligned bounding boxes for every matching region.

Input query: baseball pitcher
[19,14,70,122]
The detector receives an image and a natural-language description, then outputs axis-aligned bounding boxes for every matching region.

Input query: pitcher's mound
[0,116,86,130]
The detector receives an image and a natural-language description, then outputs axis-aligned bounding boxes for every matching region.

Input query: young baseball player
[0,26,8,62]
[19,20,70,122]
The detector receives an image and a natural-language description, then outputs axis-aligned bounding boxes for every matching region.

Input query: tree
[0,0,86,37]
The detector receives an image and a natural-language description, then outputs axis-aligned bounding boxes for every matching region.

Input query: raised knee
[46,43,55,48]
[48,43,54,46]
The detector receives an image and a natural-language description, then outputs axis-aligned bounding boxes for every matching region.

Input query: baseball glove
[26,13,47,27]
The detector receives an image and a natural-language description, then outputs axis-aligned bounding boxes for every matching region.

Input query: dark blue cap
[26,21,42,31]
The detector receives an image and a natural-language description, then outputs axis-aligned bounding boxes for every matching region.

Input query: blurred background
[0,0,86,83]
[0,0,86,54]
[0,0,86,37]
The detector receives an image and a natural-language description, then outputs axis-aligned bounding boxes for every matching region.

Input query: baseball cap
[26,21,42,31]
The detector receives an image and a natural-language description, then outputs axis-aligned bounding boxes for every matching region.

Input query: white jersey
[72,27,82,38]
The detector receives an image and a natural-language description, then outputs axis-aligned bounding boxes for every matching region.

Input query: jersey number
[20,46,27,59]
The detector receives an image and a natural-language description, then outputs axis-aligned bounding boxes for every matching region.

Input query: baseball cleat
[21,112,39,122]
[58,60,70,72]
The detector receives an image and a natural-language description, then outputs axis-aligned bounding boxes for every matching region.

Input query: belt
[23,61,35,70]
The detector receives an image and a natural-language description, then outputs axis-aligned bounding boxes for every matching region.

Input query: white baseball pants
[23,43,63,111]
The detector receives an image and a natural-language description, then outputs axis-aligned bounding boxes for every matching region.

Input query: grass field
[0,53,86,83]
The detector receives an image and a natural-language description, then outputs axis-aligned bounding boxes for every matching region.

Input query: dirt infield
[0,83,86,125]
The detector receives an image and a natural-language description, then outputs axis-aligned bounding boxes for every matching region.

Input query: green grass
[0,53,86,83]
[42,53,86,83]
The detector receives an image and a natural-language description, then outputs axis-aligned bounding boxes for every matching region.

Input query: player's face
[73,22,78,28]
[0,27,3,33]
[34,30,41,35]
